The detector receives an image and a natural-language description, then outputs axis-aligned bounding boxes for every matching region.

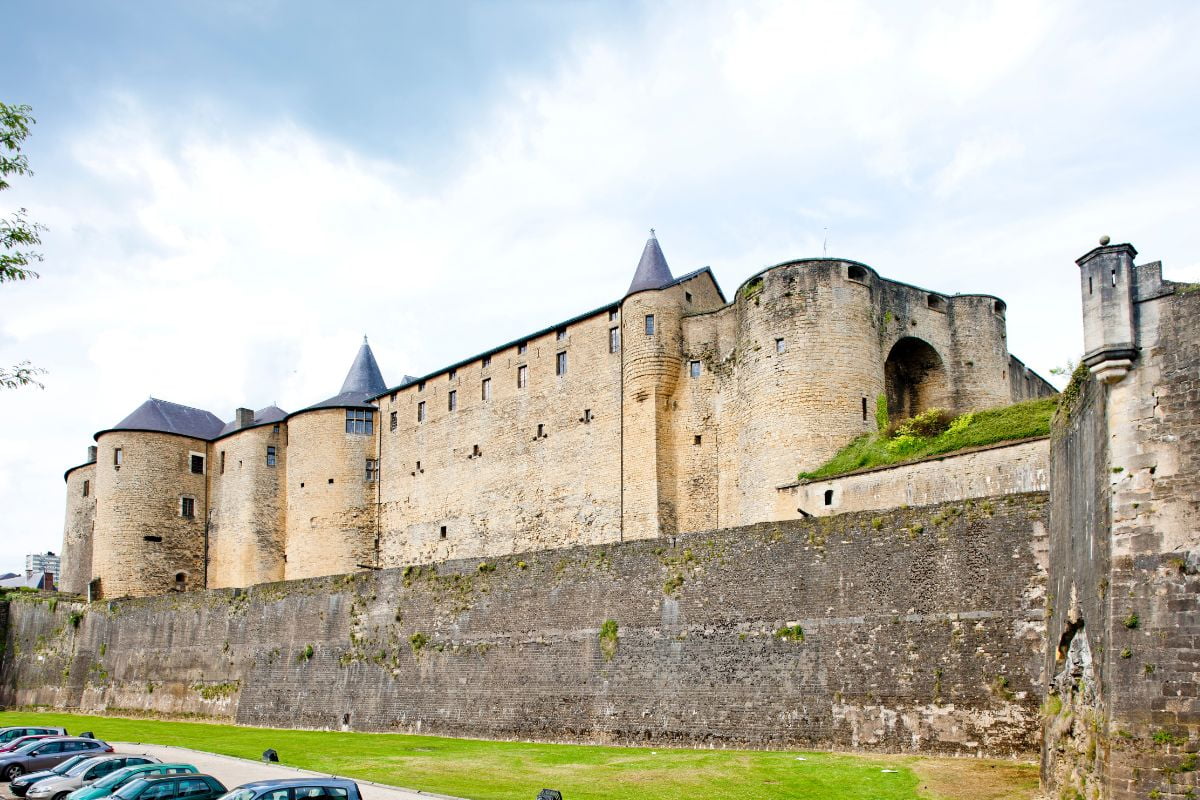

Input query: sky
[2,0,1199,572]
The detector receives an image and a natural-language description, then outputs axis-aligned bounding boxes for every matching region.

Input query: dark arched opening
[884,337,948,419]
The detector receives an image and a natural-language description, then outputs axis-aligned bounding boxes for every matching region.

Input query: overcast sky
[2,0,1198,573]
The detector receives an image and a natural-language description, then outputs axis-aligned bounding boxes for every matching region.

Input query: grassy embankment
[0,712,1037,800]
[798,396,1058,481]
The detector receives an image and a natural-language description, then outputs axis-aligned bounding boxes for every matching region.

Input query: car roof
[235,779,358,790]
[141,774,218,782]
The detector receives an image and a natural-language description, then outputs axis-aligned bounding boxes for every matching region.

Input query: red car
[0,738,58,755]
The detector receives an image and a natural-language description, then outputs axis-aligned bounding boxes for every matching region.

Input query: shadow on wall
[885,337,948,419]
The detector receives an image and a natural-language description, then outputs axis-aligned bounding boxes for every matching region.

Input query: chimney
[235,408,255,429]
[87,446,97,463]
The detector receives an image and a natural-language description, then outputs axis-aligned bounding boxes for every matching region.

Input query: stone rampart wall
[8,495,1047,757]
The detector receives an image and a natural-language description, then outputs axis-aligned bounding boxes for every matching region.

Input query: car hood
[28,777,73,792]
[66,788,105,800]
[15,771,59,784]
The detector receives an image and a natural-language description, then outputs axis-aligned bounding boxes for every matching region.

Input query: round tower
[60,448,97,596]
[284,339,385,580]
[947,293,1014,411]
[90,399,224,598]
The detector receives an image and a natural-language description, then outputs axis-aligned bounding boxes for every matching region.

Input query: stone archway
[884,337,949,418]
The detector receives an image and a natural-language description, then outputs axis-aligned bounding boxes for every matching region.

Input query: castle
[59,233,1054,597]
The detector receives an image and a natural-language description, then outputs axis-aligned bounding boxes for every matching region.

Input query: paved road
[0,745,463,800]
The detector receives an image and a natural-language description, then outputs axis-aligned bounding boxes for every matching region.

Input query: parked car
[0,729,68,746]
[68,763,199,800]
[26,756,160,800]
[217,778,363,800]
[111,774,226,800]
[10,756,101,797]
[0,736,59,754]
[0,739,114,782]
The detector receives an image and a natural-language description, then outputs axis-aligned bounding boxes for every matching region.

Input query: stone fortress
[58,233,1055,598]
[4,234,1194,800]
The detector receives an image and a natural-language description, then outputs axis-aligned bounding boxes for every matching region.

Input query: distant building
[25,551,60,582]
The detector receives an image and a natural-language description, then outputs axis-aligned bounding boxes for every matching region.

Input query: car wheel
[5,765,25,781]
[54,792,70,800]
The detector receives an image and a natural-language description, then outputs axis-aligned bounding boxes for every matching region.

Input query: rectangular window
[556,351,567,376]
[517,342,528,355]
[481,377,491,401]
[272,423,280,433]
[689,360,701,378]
[448,389,457,411]
[416,460,422,472]
[266,446,277,467]
[776,337,786,353]
[365,459,378,482]
[609,309,618,321]
[517,364,528,389]
[220,451,226,474]
[180,497,195,519]
[82,480,90,498]
[685,291,693,303]
[536,423,545,438]
[189,454,204,474]
[472,444,481,458]
[448,368,457,380]
[440,525,447,539]
[418,381,425,392]
[482,356,491,368]
[389,411,398,431]
[582,408,593,423]
[694,434,702,445]
[645,314,655,335]
[862,397,868,421]
[114,447,122,466]
[345,409,373,434]
[417,401,426,422]
[609,327,620,353]
[556,327,567,341]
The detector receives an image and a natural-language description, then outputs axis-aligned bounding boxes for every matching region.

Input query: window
[345,409,373,434]
[415,460,422,472]
[694,435,702,445]
[481,378,491,401]
[82,480,89,498]
[775,338,786,353]
[143,535,162,543]
[609,309,618,321]
[609,327,620,353]
[417,401,426,422]
[517,364,528,389]
[847,265,868,282]
[536,423,545,439]
[448,389,457,411]
[272,423,280,433]
[418,381,426,392]
[220,451,226,474]
[389,411,398,431]
[114,447,122,466]
[482,356,491,368]
[189,454,204,474]
[824,489,834,506]
[180,497,195,518]
[556,351,567,376]
[556,327,567,341]
[689,360,701,378]
[927,294,946,312]
[365,459,378,482]
[517,342,528,355]
[439,525,447,539]
[471,444,481,458]
[645,314,655,335]
[448,368,457,380]
[266,446,277,467]
[862,397,868,421]
[685,291,693,303]
[582,409,593,423]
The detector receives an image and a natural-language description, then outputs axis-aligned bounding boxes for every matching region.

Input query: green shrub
[297,644,314,662]
[774,624,805,643]
[408,632,429,653]
[598,619,619,662]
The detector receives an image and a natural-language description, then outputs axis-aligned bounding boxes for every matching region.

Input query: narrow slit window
[609,327,620,353]
[440,525,448,539]
[582,408,593,423]
[417,401,426,422]
[823,489,833,506]
[448,389,457,411]
[861,397,868,421]
[415,460,422,473]
[481,378,491,401]
[645,314,655,335]
[82,480,90,497]
[1111,267,1117,287]
[266,446,277,467]
[220,451,226,474]
[114,447,122,466]
[517,364,528,389]
[536,423,545,439]
[472,444,481,458]
[689,360,701,378]
[389,411,398,431]
[556,351,567,376]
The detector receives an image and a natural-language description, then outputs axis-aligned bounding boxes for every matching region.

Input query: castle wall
[207,424,287,589]
[777,438,1049,519]
[3,493,1048,757]
[378,304,628,565]
[284,409,378,580]
[90,431,209,598]
[1043,263,1200,800]
[60,464,96,595]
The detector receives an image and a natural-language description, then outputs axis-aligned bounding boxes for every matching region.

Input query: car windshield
[215,789,256,800]
[12,740,54,755]
[65,759,103,777]
[112,779,151,800]
[94,768,141,790]
[52,757,92,775]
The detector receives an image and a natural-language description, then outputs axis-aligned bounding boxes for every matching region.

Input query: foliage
[774,624,805,643]
[598,619,618,662]
[874,394,889,433]
[297,644,314,662]
[799,397,1058,481]
[0,711,1044,800]
[1,102,46,390]
[408,632,429,653]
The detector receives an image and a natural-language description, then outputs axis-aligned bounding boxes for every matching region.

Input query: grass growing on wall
[0,712,1037,800]
[799,396,1058,481]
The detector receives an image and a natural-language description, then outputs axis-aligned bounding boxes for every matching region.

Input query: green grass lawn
[798,397,1057,481]
[0,712,1038,800]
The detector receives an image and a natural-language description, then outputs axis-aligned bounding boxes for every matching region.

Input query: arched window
[174,572,187,592]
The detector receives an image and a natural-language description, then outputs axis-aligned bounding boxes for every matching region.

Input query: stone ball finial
[1099,235,1111,246]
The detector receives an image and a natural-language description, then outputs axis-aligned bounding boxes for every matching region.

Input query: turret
[1077,239,1138,383]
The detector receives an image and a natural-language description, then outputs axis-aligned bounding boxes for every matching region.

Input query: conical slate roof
[303,338,388,410]
[626,230,674,295]
[215,404,289,438]
[104,398,226,440]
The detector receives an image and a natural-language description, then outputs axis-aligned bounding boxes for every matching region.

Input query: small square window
[180,497,195,518]
[417,401,426,422]
[481,378,491,401]
[266,446,277,467]
[517,342,528,355]
[689,360,701,378]
[645,314,655,335]
[693,435,702,445]
[190,454,205,474]
[517,364,528,389]
[448,389,457,411]
[482,356,491,369]
[609,327,620,353]
[556,327,567,341]
[389,411,398,431]
[556,351,567,376]
[365,459,378,482]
